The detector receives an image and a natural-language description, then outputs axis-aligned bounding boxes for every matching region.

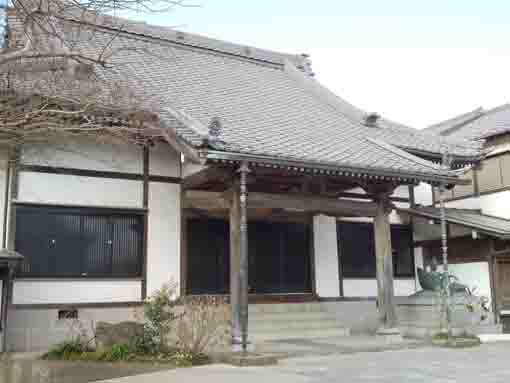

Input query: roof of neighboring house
[5,8,483,185]
[424,104,510,141]
[401,206,510,239]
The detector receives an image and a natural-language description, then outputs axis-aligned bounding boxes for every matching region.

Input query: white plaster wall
[17,172,143,208]
[342,279,416,298]
[392,186,410,199]
[414,246,424,290]
[449,262,492,308]
[149,143,181,177]
[12,280,141,304]
[21,137,143,174]
[0,149,9,247]
[313,215,340,298]
[446,191,510,219]
[146,182,181,295]
[414,182,433,206]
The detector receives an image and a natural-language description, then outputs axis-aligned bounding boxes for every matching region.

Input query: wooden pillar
[238,162,250,351]
[1,265,14,352]
[229,162,251,351]
[229,185,241,347]
[371,186,399,331]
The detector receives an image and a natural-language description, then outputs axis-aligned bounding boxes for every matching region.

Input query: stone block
[95,321,144,348]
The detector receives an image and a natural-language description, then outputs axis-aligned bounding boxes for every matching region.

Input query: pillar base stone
[231,342,255,353]
[224,352,278,367]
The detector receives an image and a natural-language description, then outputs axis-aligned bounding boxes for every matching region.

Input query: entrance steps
[248,303,350,341]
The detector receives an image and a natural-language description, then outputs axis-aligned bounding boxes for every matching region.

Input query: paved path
[100,343,510,383]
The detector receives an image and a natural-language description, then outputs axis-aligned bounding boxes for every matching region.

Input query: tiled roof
[425,104,510,141]
[402,206,510,239]
[6,10,483,184]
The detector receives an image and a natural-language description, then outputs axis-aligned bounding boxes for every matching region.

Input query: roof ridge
[427,107,485,131]
[50,8,313,69]
[475,103,510,120]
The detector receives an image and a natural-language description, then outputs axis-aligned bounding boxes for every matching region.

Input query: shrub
[42,337,87,360]
[142,281,180,353]
[99,343,133,362]
[175,295,230,354]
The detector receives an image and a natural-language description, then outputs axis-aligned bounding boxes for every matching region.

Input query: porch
[181,162,418,347]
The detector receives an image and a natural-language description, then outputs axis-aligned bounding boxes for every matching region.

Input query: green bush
[42,337,87,360]
[142,282,180,353]
[99,343,132,362]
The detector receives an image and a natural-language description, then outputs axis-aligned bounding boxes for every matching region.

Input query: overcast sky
[125,0,510,129]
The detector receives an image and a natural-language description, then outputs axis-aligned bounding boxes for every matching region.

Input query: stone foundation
[396,294,484,339]
[5,305,142,352]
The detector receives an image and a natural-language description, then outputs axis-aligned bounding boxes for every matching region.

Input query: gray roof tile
[425,104,510,141]
[402,206,510,239]
[7,11,483,183]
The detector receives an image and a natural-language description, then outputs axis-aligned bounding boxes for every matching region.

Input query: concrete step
[471,324,503,335]
[246,303,350,341]
[248,303,324,314]
[249,311,335,322]
[250,318,341,332]
[250,327,350,341]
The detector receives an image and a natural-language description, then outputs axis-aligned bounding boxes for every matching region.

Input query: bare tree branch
[1,0,192,154]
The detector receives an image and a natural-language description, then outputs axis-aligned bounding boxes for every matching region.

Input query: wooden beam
[185,190,378,216]
[182,166,233,190]
[247,192,377,217]
[183,191,229,210]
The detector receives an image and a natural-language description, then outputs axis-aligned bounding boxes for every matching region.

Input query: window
[15,204,144,278]
[337,222,414,278]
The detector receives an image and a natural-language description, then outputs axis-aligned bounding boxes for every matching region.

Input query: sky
[122,0,510,129]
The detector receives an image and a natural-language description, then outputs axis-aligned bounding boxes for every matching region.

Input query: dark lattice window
[337,222,414,278]
[15,204,144,278]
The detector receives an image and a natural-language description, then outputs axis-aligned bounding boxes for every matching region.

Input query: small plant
[142,281,180,353]
[175,295,230,354]
[42,337,88,360]
[100,343,132,362]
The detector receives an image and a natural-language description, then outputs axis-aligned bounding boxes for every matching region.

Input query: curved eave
[401,147,482,168]
[201,149,468,186]
[400,207,510,240]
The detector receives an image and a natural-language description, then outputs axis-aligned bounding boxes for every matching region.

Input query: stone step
[470,324,503,335]
[249,311,335,322]
[250,318,341,332]
[250,327,350,341]
[248,303,324,314]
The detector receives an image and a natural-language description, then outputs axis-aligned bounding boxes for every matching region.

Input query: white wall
[12,280,141,304]
[414,182,433,206]
[149,142,181,177]
[449,262,492,308]
[0,149,9,247]
[21,136,143,173]
[342,279,416,297]
[446,191,510,219]
[313,215,340,298]
[17,172,143,208]
[12,142,182,305]
[414,246,424,290]
[146,182,181,296]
